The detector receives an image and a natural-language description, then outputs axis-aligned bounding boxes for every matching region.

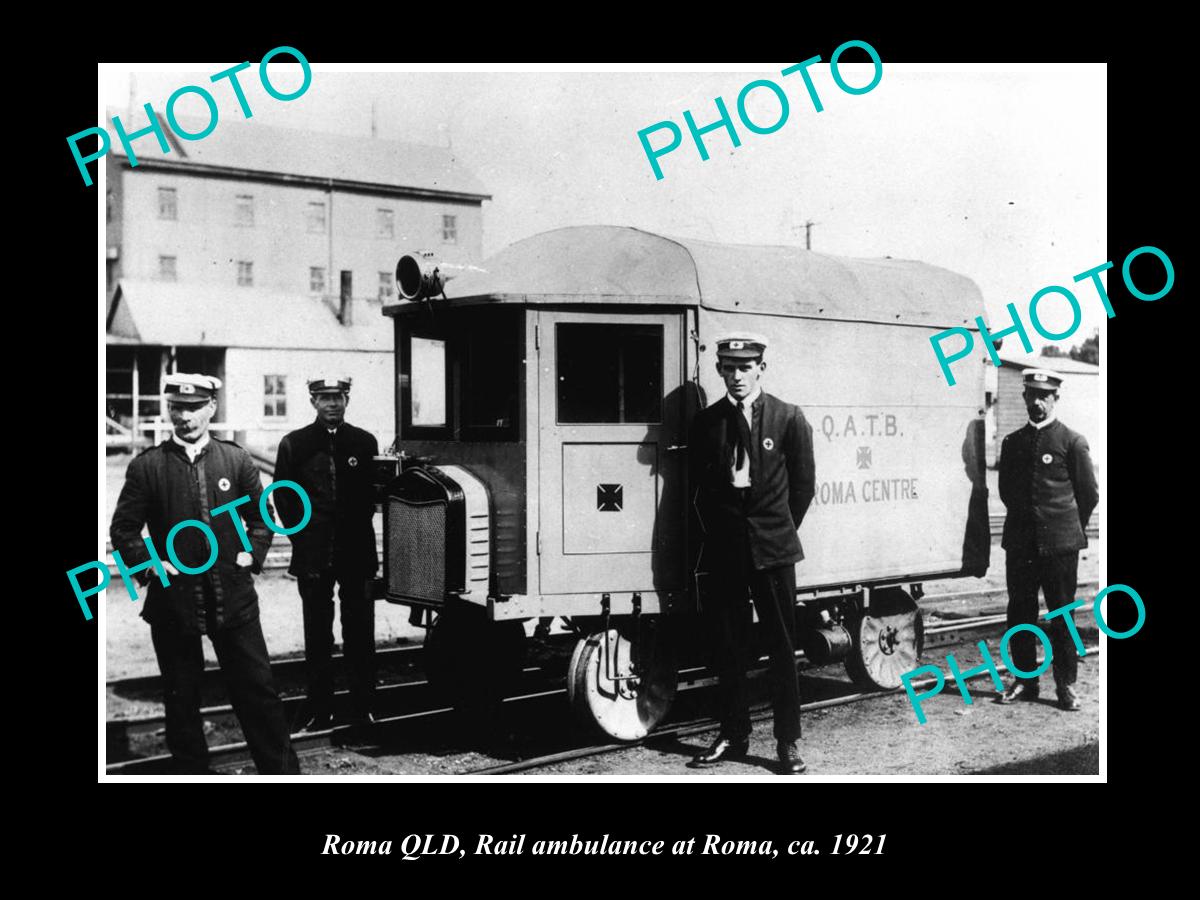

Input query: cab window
[410,337,447,427]
[556,323,662,424]
[400,309,522,441]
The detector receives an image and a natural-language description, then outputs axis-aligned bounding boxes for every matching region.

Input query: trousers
[298,571,376,716]
[151,615,300,774]
[1005,543,1080,688]
[701,544,802,743]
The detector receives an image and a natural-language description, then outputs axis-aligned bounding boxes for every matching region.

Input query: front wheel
[566,621,676,741]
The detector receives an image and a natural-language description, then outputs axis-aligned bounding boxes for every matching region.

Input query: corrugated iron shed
[107,280,390,352]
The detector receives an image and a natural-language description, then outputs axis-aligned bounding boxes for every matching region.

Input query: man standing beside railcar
[275,377,380,730]
[110,374,300,774]
[687,334,816,775]
[997,368,1099,711]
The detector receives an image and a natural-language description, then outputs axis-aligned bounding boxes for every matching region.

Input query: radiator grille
[387,497,447,603]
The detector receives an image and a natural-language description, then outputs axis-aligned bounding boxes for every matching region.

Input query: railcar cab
[380,244,688,738]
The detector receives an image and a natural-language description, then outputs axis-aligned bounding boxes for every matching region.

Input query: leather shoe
[689,737,749,768]
[776,741,806,775]
[996,681,1039,705]
[1057,685,1081,712]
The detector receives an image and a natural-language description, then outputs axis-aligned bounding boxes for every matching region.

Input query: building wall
[222,347,396,454]
[105,158,125,301]
[115,167,484,299]
[995,365,1101,469]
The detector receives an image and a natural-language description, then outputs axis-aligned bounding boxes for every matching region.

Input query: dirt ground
[285,614,1101,779]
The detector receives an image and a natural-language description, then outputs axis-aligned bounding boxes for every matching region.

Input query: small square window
[376,208,394,239]
[378,271,393,300]
[235,194,255,227]
[158,187,177,221]
[158,255,177,282]
[237,260,254,287]
[263,375,287,418]
[442,214,457,243]
[306,201,326,234]
[557,323,663,424]
[309,266,327,294]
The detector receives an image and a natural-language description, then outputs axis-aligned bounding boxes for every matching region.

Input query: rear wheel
[844,587,924,690]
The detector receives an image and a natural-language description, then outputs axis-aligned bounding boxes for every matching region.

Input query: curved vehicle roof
[403,225,984,329]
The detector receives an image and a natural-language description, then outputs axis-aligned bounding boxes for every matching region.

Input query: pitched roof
[108,108,490,200]
[390,225,985,329]
[107,280,391,352]
[998,348,1099,374]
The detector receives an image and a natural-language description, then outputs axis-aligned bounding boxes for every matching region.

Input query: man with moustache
[687,334,816,775]
[110,373,300,774]
[997,368,1099,711]
[275,377,380,730]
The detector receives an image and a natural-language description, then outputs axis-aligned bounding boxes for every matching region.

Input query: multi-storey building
[105,111,490,452]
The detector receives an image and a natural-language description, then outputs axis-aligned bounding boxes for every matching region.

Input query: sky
[100,62,1107,351]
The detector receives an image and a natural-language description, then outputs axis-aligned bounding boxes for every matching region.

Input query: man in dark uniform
[687,334,816,775]
[997,368,1099,711]
[110,373,300,774]
[274,376,379,730]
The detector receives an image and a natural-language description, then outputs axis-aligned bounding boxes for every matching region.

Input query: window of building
[306,201,326,234]
[237,260,254,286]
[235,194,255,227]
[556,323,663,424]
[157,187,177,221]
[442,214,457,243]
[309,266,326,294]
[158,255,177,282]
[107,190,115,224]
[263,375,287,418]
[378,271,393,300]
[376,208,394,239]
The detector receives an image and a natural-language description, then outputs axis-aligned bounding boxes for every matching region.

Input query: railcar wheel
[567,623,676,742]
[844,588,924,691]
[424,600,526,713]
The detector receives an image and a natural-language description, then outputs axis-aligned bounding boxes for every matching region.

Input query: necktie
[733,400,751,477]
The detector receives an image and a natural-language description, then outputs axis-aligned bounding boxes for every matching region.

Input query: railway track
[467,640,1102,775]
[107,606,1082,776]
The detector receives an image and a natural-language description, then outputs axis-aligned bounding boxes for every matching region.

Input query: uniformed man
[687,334,816,775]
[274,377,380,730]
[997,368,1099,711]
[110,374,300,774]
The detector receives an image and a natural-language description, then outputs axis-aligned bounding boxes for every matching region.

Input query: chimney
[339,270,353,325]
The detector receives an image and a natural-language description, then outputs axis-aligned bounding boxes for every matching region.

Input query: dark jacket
[688,391,816,571]
[999,418,1099,555]
[110,437,274,634]
[274,419,379,577]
